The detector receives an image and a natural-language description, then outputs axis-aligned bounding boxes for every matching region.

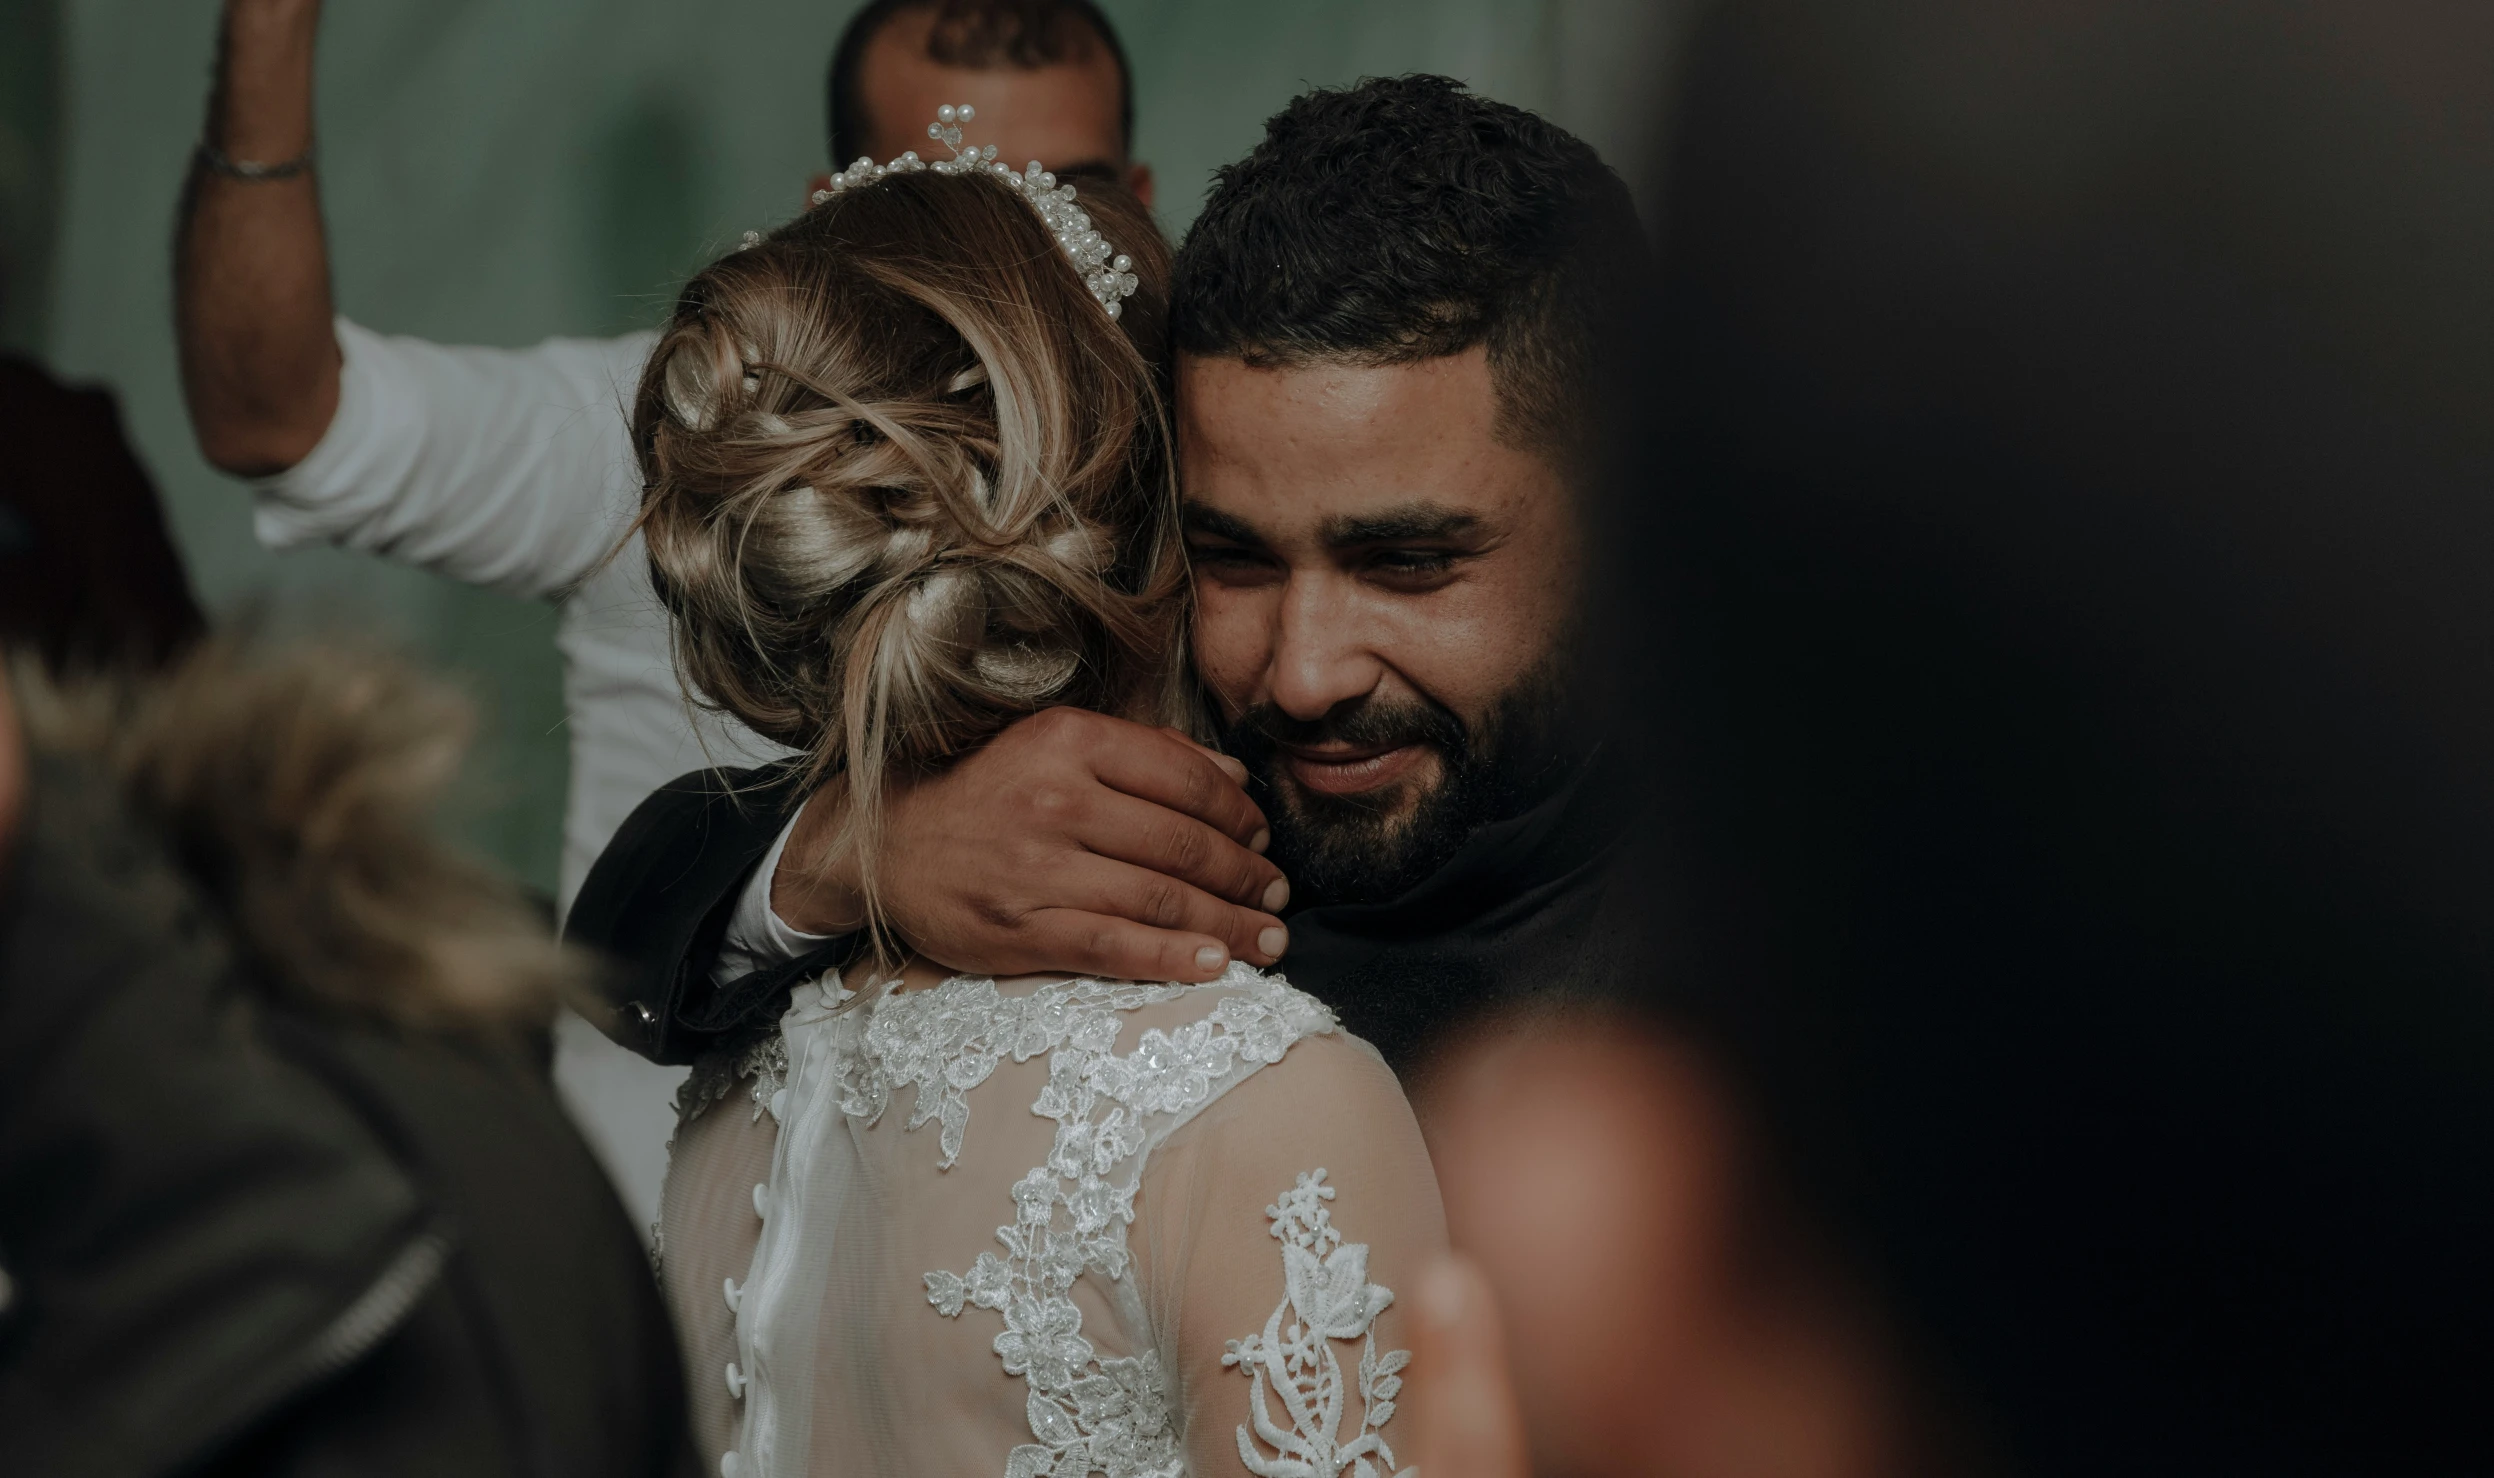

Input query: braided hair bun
[631,170,1184,947]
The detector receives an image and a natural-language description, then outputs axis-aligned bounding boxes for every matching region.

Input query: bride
[631,112,1444,1478]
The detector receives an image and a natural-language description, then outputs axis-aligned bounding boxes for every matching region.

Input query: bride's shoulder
[1106,963,1406,1093]
[835,963,1352,1114]
[846,961,1332,1041]
[1117,961,1341,1046]
[1114,966,1414,1137]
[1039,964,1392,1118]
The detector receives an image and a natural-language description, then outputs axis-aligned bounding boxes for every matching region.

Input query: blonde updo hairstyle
[632,171,1186,955]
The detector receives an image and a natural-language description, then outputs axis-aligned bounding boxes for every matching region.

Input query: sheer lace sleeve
[1133,1030,1447,1478]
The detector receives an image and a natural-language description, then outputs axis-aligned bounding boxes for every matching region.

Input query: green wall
[6,0,1684,891]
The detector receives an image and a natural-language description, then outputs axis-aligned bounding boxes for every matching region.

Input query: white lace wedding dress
[658,961,1446,1478]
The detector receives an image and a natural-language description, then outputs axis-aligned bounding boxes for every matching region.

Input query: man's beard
[1220,665,1577,910]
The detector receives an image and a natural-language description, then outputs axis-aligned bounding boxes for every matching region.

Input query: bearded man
[572,75,1652,1076]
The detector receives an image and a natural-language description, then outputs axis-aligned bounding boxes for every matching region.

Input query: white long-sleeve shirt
[251,319,792,913]
[251,318,798,1233]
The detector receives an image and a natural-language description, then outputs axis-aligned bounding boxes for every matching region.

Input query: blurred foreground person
[0,641,692,1477]
[1407,0,2494,1474]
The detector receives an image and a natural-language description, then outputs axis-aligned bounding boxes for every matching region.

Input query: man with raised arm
[179,0,1279,1224]
[179,0,1215,933]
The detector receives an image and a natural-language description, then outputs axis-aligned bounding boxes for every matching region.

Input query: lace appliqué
[660,1032,791,1278]
[677,1029,791,1125]
[900,966,1336,1478]
[1224,1171,1410,1478]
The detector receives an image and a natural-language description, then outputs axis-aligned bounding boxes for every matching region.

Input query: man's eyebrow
[1051,160,1125,185]
[1321,503,1482,545]
[1181,502,1266,545]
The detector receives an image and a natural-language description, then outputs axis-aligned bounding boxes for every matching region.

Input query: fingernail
[1257,925,1288,959]
[1261,878,1290,912]
[1250,828,1270,854]
[1418,1258,1471,1328]
[1194,944,1227,973]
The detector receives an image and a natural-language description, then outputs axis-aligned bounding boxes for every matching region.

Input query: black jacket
[565,745,1644,1076]
[0,750,696,1478]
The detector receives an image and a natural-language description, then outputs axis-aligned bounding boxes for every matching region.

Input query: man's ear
[803,172,834,207]
[1124,162,1155,212]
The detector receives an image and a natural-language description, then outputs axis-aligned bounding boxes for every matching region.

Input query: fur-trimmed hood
[11,637,577,1033]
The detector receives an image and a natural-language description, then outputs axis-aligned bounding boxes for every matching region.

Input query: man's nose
[1267,577,1384,721]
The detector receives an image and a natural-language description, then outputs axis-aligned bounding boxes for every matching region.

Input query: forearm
[709,795,864,987]
[770,785,869,937]
[177,0,337,476]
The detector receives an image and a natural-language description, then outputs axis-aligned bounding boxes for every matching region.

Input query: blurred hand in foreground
[1404,1253,1531,1478]
[1410,1019,1915,1478]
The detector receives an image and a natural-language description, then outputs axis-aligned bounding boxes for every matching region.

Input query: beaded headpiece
[795,104,1142,320]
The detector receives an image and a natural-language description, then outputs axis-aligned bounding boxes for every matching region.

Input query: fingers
[1405,1254,1532,1478]
[1078,786,1289,913]
[1162,726,1251,790]
[884,709,1293,981]
[909,844,1287,983]
[1038,853,1287,965]
[1073,717,1270,850]
[1005,909,1258,985]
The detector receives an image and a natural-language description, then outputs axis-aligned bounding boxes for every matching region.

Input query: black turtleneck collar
[1274,736,1647,1071]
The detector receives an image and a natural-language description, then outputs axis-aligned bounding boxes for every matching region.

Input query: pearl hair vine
[785,103,1140,320]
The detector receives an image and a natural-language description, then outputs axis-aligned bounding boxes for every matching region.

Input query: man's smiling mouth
[1278,742,1430,797]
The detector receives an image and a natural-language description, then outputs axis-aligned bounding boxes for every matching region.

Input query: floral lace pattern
[897,966,1337,1478]
[1224,1171,1410,1478]
[677,1028,790,1125]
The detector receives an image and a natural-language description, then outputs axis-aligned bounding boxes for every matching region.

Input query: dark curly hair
[1171,74,1646,469]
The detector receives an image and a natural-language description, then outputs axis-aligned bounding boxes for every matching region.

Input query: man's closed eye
[1188,543,1283,584]
[1361,548,1462,591]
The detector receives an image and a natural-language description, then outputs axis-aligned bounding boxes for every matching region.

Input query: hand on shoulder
[774,707,1291,983]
